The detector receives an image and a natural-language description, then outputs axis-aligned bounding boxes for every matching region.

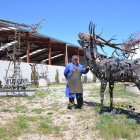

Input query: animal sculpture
[78,21,140,114]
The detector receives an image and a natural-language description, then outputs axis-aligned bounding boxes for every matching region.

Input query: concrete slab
[0,90,36,96]
[125,83,140,94]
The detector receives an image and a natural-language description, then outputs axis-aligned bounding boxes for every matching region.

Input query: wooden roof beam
[0,33,15,36]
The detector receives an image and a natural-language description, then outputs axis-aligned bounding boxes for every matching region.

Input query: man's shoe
[71,107,75,112]
[81,106,86,111]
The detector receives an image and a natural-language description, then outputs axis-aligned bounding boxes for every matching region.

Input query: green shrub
[93,75,96,82]
[47,112,53,115]
[31,73,38,80]
[18,122,28,129]
[96,123,106,129]
[39,122,52,133]
[32,108,45,114]
[121,130,130,138]
[54,126,59,134]
[40,122,50,129]
[131,124,138,130]
[94,106,100,112]
[55,69,59,82]
[83,75,87,83]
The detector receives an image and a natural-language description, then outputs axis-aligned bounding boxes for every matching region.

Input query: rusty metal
[78,21,140,114]
[48,39,51,65]
[122,32,140,59]
[110,32,140,59]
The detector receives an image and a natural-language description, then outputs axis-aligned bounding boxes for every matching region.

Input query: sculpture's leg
[109,81,114,112]
[99,79,107,114]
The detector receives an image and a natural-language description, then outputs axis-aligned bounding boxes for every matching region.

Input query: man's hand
[86,66,90,69]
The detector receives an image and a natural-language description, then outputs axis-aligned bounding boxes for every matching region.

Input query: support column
[65,44,68,66]
[77,47,79,63]
[26,32,30,63]
[48,39,51,65]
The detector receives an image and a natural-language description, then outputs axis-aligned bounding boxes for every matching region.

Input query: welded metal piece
[78,21,140,114]
[2,26,28,90]
[68,69,83,93]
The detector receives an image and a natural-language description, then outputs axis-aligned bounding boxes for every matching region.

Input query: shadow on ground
[83,100,140,124]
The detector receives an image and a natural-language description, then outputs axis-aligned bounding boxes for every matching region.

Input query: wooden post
[65,44,67,66]
[48,39,51,65]
[26,32,30,63]
[77,47,79,63]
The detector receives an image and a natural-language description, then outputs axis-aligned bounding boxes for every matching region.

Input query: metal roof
[0,19,106,66]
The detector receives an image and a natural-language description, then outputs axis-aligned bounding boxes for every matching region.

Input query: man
[64,55,90,111]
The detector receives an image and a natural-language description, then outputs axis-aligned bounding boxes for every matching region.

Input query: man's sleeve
[64,65,69,79]
[80,65,89,74]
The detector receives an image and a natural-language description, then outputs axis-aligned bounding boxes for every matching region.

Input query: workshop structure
[0,19,107,66]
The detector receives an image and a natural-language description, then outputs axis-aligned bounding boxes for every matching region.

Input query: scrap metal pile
[0,19,44,90]
[78,21,140,114]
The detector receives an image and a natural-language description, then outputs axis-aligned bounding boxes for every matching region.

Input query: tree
[55,69,59,84]
[93,75,96,83]
[84,75,87,83]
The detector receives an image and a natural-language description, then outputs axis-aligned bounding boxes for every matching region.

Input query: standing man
[64,55,90,111]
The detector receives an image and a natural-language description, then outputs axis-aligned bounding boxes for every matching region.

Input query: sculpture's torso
[90,57,140,83]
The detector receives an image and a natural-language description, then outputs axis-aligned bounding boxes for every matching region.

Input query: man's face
[72,58,78,65]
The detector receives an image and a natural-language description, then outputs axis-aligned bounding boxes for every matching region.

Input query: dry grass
[0,82,140,140]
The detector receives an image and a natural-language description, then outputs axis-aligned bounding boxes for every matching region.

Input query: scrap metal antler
[122,32,140,59]
[31,19,45,33]
[111,32,140,59]
[88,22,99,61]
[0,18,45,33]
[78,21,137,59]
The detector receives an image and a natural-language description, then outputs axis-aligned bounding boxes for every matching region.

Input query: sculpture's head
[78,21,138,61]
[78,22,99,63]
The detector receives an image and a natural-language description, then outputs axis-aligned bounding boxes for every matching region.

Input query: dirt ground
[0,82,140,140]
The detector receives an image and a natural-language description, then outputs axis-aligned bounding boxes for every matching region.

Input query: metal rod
[6,61,11,77]
[0,19,30,27]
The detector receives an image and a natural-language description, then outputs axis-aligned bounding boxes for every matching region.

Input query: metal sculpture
[78,21,140,114]
[0,19,45,90]
[38,64,48,77]
[0,18,45,33]
[30,63,39,87]
[2,26,28,90]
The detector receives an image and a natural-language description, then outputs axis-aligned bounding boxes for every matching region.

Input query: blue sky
[1,0,140,56]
